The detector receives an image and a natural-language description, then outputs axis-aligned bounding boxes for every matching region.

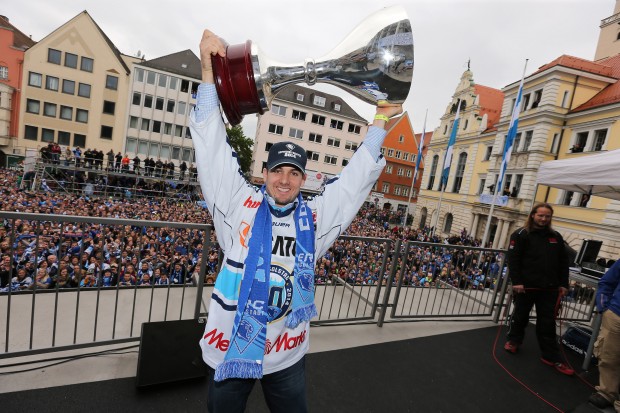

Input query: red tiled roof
[0,16,36,50]
[474,84,504,131]
[571,54,620,113]
[533,55,615,78]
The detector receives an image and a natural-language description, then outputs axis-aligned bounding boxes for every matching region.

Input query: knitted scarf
[214,192,317,381]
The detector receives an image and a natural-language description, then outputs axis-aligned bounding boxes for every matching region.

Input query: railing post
[377,239,401,327]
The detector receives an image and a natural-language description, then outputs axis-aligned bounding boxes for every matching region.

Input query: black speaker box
[136,318,208,387]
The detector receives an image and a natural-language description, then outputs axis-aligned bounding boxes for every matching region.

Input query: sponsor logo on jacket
[264,330,307,354]
[204,328,230,352]
[243,196,261,209]
[239,221,250,248]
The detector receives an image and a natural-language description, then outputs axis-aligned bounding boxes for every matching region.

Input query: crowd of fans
[0,165,506,295]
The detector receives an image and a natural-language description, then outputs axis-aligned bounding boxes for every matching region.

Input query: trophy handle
[211,40,265,125]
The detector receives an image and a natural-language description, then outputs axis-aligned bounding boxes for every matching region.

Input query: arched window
[444,213,453,234]
[426,155,439,190]
[419,207,428,229]
[617,31,620,41]
[452,152,468,193]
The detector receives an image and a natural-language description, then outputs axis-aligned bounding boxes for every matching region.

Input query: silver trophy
[212,6,413,125]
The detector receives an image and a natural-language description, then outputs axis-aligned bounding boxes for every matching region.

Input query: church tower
[594,0,620,61]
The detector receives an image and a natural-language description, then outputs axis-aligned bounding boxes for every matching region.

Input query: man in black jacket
[504,202,574,375]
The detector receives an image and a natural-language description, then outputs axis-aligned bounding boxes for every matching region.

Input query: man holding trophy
[190,6,411,411]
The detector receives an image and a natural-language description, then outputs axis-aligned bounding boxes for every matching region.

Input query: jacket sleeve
[557,233,569,289]
[507,230,524,285]
[596,260,620,312]
[189,102,257,254]
[308,142,385,259]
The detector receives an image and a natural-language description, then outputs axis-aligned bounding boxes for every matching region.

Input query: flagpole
[480,59,528,249]
[404,109,427,228]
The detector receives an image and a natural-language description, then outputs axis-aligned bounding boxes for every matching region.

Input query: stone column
[470,213,480,239]
[492,219,504,249]
[497,221,512,249]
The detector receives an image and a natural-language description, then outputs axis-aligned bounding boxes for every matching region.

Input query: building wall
[595,0,620,61]
[17,12,137,155]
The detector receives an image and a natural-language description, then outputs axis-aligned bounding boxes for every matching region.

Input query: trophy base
[211,40,264,126]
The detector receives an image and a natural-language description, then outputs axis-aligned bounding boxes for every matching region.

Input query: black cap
[266,142,307,174]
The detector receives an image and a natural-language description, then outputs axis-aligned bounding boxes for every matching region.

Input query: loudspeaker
[575,239,602,266]
[136,318,207,387]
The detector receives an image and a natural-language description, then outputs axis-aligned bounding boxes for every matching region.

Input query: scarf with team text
[214,190,317,381]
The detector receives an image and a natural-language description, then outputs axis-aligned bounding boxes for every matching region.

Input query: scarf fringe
[214,359,263,382]
[286,303,318,329]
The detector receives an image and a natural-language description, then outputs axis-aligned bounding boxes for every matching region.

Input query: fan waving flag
[497,60,528,193]
[440,102,461,190]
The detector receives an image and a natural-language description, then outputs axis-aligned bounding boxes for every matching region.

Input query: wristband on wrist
[374,114,390,122]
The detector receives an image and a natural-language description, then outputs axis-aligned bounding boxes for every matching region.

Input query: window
[158,74,168,88]
[387,149,394,157]
[311,114,326,125]
[562,191,574,206]
[106,75,118,90]
[129,116,139,129]
[443,213,453,234]
[45,76,59,91]
[309,133,322,143]
[164,123,172,135]
[60,106,72,120]
[101,126,113,140]
[572,132,588,152]
[135,68,144,82]
[58,131,71,146]
[144,95,153,108]
[348,124,361,134]
[271,104,287,116]
[182,148,192,161]
[175,125,184,137]
[513,174,523,197]
[167,99,175,112]
[268,124,283,135]
[385,165,393,174]
[81,57,94,72]
[78,83,91,98]
[394,186,401,196]
[126,138,137,153]
[522,131,533,151]
[289,128,303,139]
[452,153,467,193]
[395,151,402,159]
[513,133,522,153]
[74,134,86,147]
[484,146,492,161]
[65,53,78,69]
[427,155,439,190]
[149,142,160,157]
[330,119,344,130]
[295,92,304,102]
[342,158,349,166]
[397,167,404,176]
[178,101,187,115]
[307,150,319,161]
[345,141,358,151]
[169,77,178,90]
[521,93,530,111]
[463,119,469,130]
[62,79,75,95]
[48,49,61,64]
[172,147,181,160]
[24,125,38,140]
[327,137,340,147]
[443,124,448,135]
[43,102,57,117]
[133,92,142,106]
[593,129,607,151]
[478,179,486,195]
[265,142,274,152]
[76,109,88,123]
[382,183,390,193]
[180,79,189,93]
[26,99,40,114]
[155,97,164,110]
[324,154,337,165]
[313,95,326,107]
[41,128,54,143]
[531,90,542,108]
[406,169,412,178]
[29,72,42,87]
[551,133,560,154]
[561,91,569,108]
[160,145,171,159]
[141,119,150,131]
[292,110,306,121]
[399,135,404,143]
[138,140,148,155]
[0,66,7,79]
[185,128,192,139]
[152,120,162,133]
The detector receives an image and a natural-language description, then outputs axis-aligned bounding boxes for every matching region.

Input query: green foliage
[226,125,254,177]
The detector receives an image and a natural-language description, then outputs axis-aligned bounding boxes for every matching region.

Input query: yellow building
[17,11,140,156]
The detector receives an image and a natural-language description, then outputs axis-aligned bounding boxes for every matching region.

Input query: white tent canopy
[536,149,620,201]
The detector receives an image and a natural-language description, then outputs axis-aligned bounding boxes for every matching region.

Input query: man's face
[532,207,553,229]
[262,165,306,207]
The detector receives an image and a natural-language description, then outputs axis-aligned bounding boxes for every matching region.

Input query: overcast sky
[4,0,613,137]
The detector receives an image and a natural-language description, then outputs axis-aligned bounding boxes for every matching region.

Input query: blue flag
[440,102,461,189]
